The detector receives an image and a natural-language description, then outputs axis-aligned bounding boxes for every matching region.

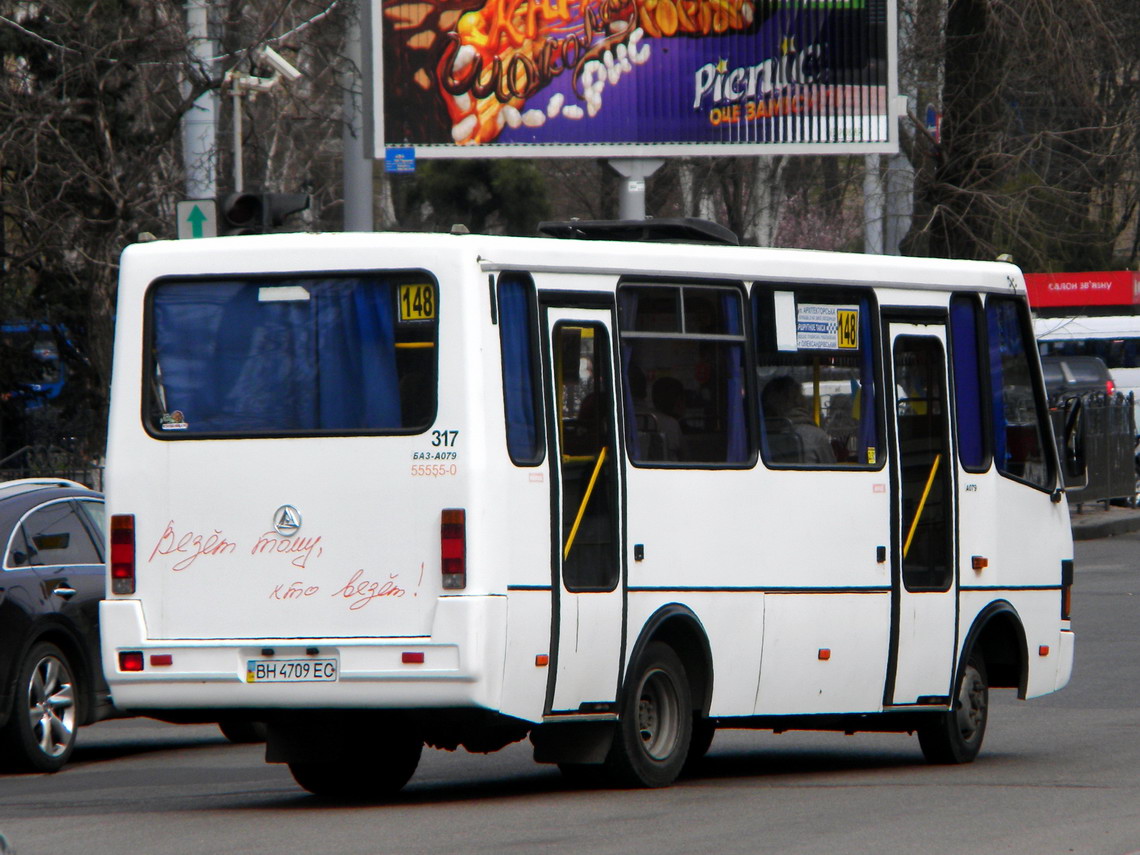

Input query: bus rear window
[147,274,437,436]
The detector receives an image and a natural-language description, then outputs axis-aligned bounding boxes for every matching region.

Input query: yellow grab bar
[563,446,608,561]
[903,453,942,559]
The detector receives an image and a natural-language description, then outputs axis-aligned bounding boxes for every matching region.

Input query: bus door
[886,319,958,706]
[541,304,626,715]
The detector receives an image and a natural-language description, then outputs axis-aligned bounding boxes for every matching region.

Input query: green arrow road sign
[176,199,218,239]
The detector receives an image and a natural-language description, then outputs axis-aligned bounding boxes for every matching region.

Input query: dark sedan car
[0,478,110,772]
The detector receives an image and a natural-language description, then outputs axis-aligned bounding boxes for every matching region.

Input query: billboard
[1025,271,1140,309]
[364,0,897,159]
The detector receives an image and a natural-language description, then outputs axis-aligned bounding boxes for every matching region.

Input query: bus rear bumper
[99,596,509,712]
[1054,628,1075,692]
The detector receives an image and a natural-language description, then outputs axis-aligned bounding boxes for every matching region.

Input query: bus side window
[950,294,989,471]
[753,287,881,468]
[985,296,1051,488]
[497,275,544,465]
[618,284,749,466]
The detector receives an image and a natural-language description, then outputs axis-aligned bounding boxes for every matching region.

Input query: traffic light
[217,192,310,235]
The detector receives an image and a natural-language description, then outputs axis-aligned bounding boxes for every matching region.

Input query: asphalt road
[1,532,1138,855]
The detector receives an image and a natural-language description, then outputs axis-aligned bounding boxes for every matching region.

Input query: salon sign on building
[364,0,898,158]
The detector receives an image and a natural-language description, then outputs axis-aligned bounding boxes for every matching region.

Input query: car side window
[5,501,102,568]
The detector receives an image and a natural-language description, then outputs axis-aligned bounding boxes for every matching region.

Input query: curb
[1070,509,1140,541]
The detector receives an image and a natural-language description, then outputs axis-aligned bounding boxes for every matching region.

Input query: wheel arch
[961,600,1029,699]
[626,604,714,716]
[13,622,97,725]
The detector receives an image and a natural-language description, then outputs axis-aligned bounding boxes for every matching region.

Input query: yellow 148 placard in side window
[837,309,859,348]
[399,283,435,321]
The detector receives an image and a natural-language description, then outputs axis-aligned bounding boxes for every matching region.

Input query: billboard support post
[611,159,665,221]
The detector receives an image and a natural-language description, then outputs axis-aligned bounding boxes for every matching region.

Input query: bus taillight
[441,509,466,590]
[110,514,136,594]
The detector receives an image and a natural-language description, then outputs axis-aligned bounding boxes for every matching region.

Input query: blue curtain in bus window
[153,278,400,432]
[618,289,640,459]
[722,293,747,462]
[950,296,985,468]
[986,299,1015,467]
[498,277,541,463]
[312,281,402,429]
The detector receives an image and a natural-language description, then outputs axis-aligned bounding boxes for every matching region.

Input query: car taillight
[1107,379,1115,396]
[110,514,136,594]
[441,508,466,590]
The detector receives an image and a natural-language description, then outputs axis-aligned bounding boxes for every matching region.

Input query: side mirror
[1061,395,1088,488]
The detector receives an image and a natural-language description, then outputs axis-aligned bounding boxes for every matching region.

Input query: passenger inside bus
[649,377,685,461]
[762,375,836,465]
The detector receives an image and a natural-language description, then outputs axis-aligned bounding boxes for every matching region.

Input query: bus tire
[605,641,692,788]
[682,715,716,776]
[288,736,423,801]
[918,653,989,765]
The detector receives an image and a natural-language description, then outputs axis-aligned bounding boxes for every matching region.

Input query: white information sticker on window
[258,285,311,303]
[774,291,798,351]
[796,304,860,351]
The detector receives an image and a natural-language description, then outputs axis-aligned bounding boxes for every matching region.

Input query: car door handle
[51,585,77,599]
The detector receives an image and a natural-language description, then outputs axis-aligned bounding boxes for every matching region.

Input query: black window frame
[948,292,993,474]
[617,279,755,469]
[983,294,1056,492]
[141,269,441,440]
[496,272,546,467]
[751,282,886,471]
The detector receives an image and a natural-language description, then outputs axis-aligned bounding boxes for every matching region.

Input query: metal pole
[232,86,243,193]
[863,153,883,255]
[609,158,665,220]
[182,0,217,198]
[342,1,374,231]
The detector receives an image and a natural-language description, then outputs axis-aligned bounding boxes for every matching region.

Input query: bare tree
[905,0,1140,270]
[1,2,195,457]
[0,1,354,461]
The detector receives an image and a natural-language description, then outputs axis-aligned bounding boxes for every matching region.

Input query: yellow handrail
[563,446,608,561]
[903,453,942,559]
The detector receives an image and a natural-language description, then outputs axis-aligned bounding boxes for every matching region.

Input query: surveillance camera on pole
[226,45,304,192]
[258,46,303,82]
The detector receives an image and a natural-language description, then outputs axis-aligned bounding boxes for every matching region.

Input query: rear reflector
[110,514,136,594]
[402,652,425,664]
[150,654,174,667]
[441,508,466,589]
[119,651,144,672]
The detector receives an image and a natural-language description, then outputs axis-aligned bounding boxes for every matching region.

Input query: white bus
[102,221,1077,799]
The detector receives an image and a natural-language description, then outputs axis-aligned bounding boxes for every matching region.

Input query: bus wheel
[288,736,423,801]
[682,716,715,777]
[606,641,692,788]
[918,654,989,764]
